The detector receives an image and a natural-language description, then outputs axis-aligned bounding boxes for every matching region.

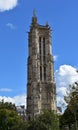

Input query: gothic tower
[27,11,56,119]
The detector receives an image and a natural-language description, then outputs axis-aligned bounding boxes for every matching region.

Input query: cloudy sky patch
[55,65,78,89]
[56,65,78,108]
[0,94,26,107]
[6,23,16,30]
[0,88,12,92]
[0,0,18,12]
[53,55,58,61]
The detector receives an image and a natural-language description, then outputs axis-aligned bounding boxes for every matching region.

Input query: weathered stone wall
[27,14,56,119]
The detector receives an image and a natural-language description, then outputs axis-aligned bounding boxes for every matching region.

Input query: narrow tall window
[43,37,45,62]
[44,66,46,80]
[43,37,45,55]
[40,66,42,81]
[39,37,41,53]
[39,37,41,61]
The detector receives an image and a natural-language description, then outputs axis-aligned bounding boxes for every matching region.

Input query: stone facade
[27,11,56,119]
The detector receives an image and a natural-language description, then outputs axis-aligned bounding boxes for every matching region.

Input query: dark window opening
[39,37,41,43]
[39,37,41,62]
[43,43,45,55]
[44,66,46,80]
[43,37,45,59]
[43,37,45,44]
[40,66,42,81]
[39,43,41,55]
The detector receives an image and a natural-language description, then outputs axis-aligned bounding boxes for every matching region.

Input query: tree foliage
[0,99,16,110]
[26,110,59,130]
[0,100,59,130]
[64,82,78,118]
[0,100,25,130]
[59,82,78,130]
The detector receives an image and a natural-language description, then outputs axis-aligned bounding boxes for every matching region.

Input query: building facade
[27,11,56,119]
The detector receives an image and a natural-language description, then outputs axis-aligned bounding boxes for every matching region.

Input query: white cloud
[0,0,18,12]
[13,94,26,106]
[0,94,26,107]
[6,23,16,30]
[55,65,78,89]
[55,65,78,108]
[0,88,12,92]
[57,87,67,96]
[57,96,67,106]
[53,55,58,61]
[57,96,67,112]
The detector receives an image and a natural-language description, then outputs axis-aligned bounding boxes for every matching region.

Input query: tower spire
[33,9,36,17]
[32,9,37,25]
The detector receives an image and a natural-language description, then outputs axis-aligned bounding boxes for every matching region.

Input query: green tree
[65,82,78,130]
[0,100,24,130]
[0,99,16,110]
[59,82,78,130]
[59,107,75,130]
[26,110,59,130]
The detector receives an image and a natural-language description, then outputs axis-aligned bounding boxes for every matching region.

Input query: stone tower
[27,11,56,119]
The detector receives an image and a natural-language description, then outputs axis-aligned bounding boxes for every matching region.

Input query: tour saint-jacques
[27,11,56,119]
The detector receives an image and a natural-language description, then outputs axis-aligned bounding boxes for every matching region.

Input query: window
[39,37,41,43]
[40,66,42,81]
[39,37,41,62]
[39,42,41,55]
[43,37,45,55]
[43,37,45,44]
[44,66,46,80]
[43,37,46,63]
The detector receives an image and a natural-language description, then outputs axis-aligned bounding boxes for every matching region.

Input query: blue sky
[0,0,78,107]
